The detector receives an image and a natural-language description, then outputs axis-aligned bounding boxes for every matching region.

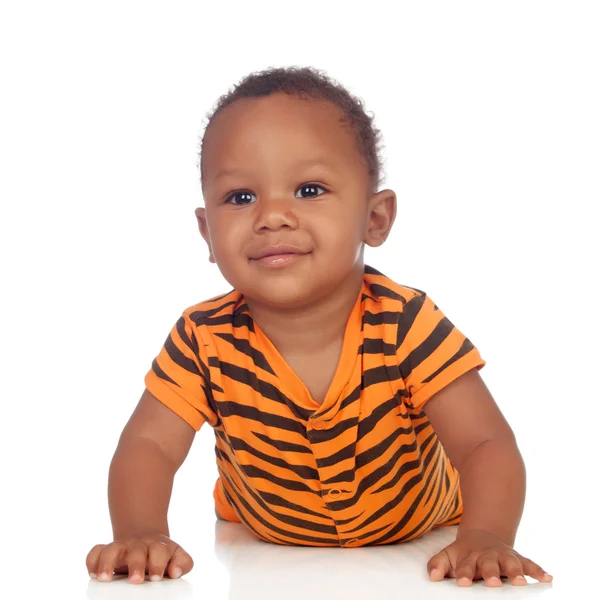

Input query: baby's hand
[427,529,552,587]
[86,529,193,584]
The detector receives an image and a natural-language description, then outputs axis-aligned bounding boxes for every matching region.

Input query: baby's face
[197,92,379,307]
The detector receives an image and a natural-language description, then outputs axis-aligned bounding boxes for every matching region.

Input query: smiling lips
[250,245,310,267]
[250,244,308,260]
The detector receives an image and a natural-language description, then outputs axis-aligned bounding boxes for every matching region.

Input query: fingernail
[98,572,110,582]
[150,574,161,582]
[173,567,182,578]
[515,575,526,582]
[89,572,97,579]
[490,576,501,585]
[458,577,471,586]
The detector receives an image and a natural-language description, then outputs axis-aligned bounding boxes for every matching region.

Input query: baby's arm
[421,368,552,586]
[108,388,196,539]
[87,389,196,583]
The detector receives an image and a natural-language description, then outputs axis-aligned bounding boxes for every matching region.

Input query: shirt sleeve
[396,291,486,409]
[144,312,217,431]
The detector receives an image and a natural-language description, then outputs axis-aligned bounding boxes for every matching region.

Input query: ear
[194,207,215,263]
[364,189,397,247]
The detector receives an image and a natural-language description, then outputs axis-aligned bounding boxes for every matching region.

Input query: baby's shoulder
[364,265,427,311]
[180,287,244,330]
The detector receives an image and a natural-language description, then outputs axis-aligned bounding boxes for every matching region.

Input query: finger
[166,545,194,579]
[96,543,126,582]
[476,552,502,587]
[126,542,148,585]
[498,552,527,586]
[455,553,477,586]
[520,556,553,583]
[147,541,173,581]
[86,544,107,578]
[427,551,451,581]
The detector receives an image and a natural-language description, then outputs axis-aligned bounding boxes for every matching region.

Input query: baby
[86,66,552,587]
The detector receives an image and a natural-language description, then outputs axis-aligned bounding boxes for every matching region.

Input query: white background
[1,1,598,598]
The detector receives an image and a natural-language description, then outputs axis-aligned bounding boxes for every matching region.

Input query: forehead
[202,93,366,185]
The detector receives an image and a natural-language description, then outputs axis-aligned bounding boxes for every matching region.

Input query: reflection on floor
[214,521,553,600]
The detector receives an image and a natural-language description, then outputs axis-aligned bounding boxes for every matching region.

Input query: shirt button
[328,489,342,498]
[312,420,326,430]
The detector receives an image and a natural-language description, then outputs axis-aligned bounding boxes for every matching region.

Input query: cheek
[316,212,364,248]
[211,219,245,250]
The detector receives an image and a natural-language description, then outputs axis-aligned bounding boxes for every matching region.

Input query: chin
[245,277,317,306]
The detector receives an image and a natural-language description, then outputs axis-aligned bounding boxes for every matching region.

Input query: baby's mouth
[251,252,311,267]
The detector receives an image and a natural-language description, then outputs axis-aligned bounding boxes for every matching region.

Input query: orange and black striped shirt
[144,264,486,547]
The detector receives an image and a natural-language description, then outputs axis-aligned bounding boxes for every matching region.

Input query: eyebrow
[212,158,334,183]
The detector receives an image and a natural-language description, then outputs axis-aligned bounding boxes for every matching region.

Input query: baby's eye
[225,191,256,206]
[296,183,326,198]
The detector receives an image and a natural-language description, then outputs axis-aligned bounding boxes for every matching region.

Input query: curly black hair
[197,66,385,193]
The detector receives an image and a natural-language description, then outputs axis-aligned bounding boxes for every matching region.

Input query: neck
[245,268,364,356]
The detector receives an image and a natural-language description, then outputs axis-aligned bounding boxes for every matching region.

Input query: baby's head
[195,66,396,308]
